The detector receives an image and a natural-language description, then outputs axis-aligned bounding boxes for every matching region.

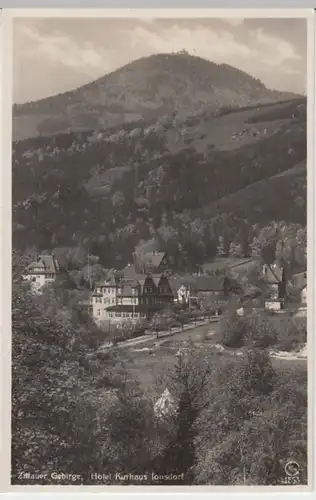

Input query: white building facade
[23,254,60,292]
[92,274,173,326]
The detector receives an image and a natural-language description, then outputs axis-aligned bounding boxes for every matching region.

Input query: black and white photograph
[9,10,311,489]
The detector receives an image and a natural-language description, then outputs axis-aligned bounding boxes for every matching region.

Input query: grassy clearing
[119,316,307,400]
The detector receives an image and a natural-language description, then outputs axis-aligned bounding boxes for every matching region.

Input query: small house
[23,253,60,292]
[171,274,241,312]
[133,251,172,275]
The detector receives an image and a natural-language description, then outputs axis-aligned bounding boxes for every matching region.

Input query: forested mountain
[12,95,306,271]
[13,52,299,141]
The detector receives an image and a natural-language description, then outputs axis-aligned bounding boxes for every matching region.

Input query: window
[97,310,101,316]
[116,312,121,318]
[112,298,115,304]
[145,287,152,293]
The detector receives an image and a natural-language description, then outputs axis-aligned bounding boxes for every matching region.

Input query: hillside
[12,96,306,270]
[12,53,299,141]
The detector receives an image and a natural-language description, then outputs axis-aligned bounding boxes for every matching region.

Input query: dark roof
[263,264,283,284]
[291,271,307,290]
[151,274,162,287]
[170,275,224,292]
[94,272,171,297]
[202,257,257,273]
[26,254,59,274]
[134,251,166,271]
[194,276,224,291]
[121,263,138,279]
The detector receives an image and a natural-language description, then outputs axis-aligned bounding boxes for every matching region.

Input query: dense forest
[12,97,306,272]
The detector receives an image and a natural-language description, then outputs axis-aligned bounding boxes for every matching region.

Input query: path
[98,318,219,351]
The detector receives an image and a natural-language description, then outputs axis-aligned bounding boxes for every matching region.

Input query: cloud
[220,18,244,26]
[16,24,105,76]
[250,28,301,67]
[13,18,306,102]
[129,24,253,61]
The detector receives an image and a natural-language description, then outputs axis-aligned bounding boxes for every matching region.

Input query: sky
[13,17,307,103]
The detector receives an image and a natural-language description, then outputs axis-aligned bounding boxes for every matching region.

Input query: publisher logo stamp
[282,461,300,484]
[285,461,300,477]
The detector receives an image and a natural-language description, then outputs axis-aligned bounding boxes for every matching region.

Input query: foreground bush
[273,316,307,352]
[220,309,247,348]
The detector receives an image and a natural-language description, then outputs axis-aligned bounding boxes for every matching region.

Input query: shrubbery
[220,308,306,352]
[220,309,247,348]
[272,316,307,352]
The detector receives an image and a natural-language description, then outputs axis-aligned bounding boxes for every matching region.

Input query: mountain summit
[13,52,298,141]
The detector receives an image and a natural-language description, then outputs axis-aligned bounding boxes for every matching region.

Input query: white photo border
[1,6,315,498]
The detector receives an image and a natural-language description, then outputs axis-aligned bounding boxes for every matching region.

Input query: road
[98,318,220,351]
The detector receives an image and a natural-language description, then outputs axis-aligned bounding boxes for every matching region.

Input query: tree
[251,221,306,274]
[150,310,175,339]
[220,306,247,348]
[251,222,280,265]
[212,213,240,256]
[152,344,212,484]
[177,309,190,331]
[241,348,276,396]
[11,260,125,484]
[112,190,126,208]
[194,345,282,485]
[245,312,277,349]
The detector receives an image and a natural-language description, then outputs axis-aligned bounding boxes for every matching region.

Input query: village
[23,249,307,345]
